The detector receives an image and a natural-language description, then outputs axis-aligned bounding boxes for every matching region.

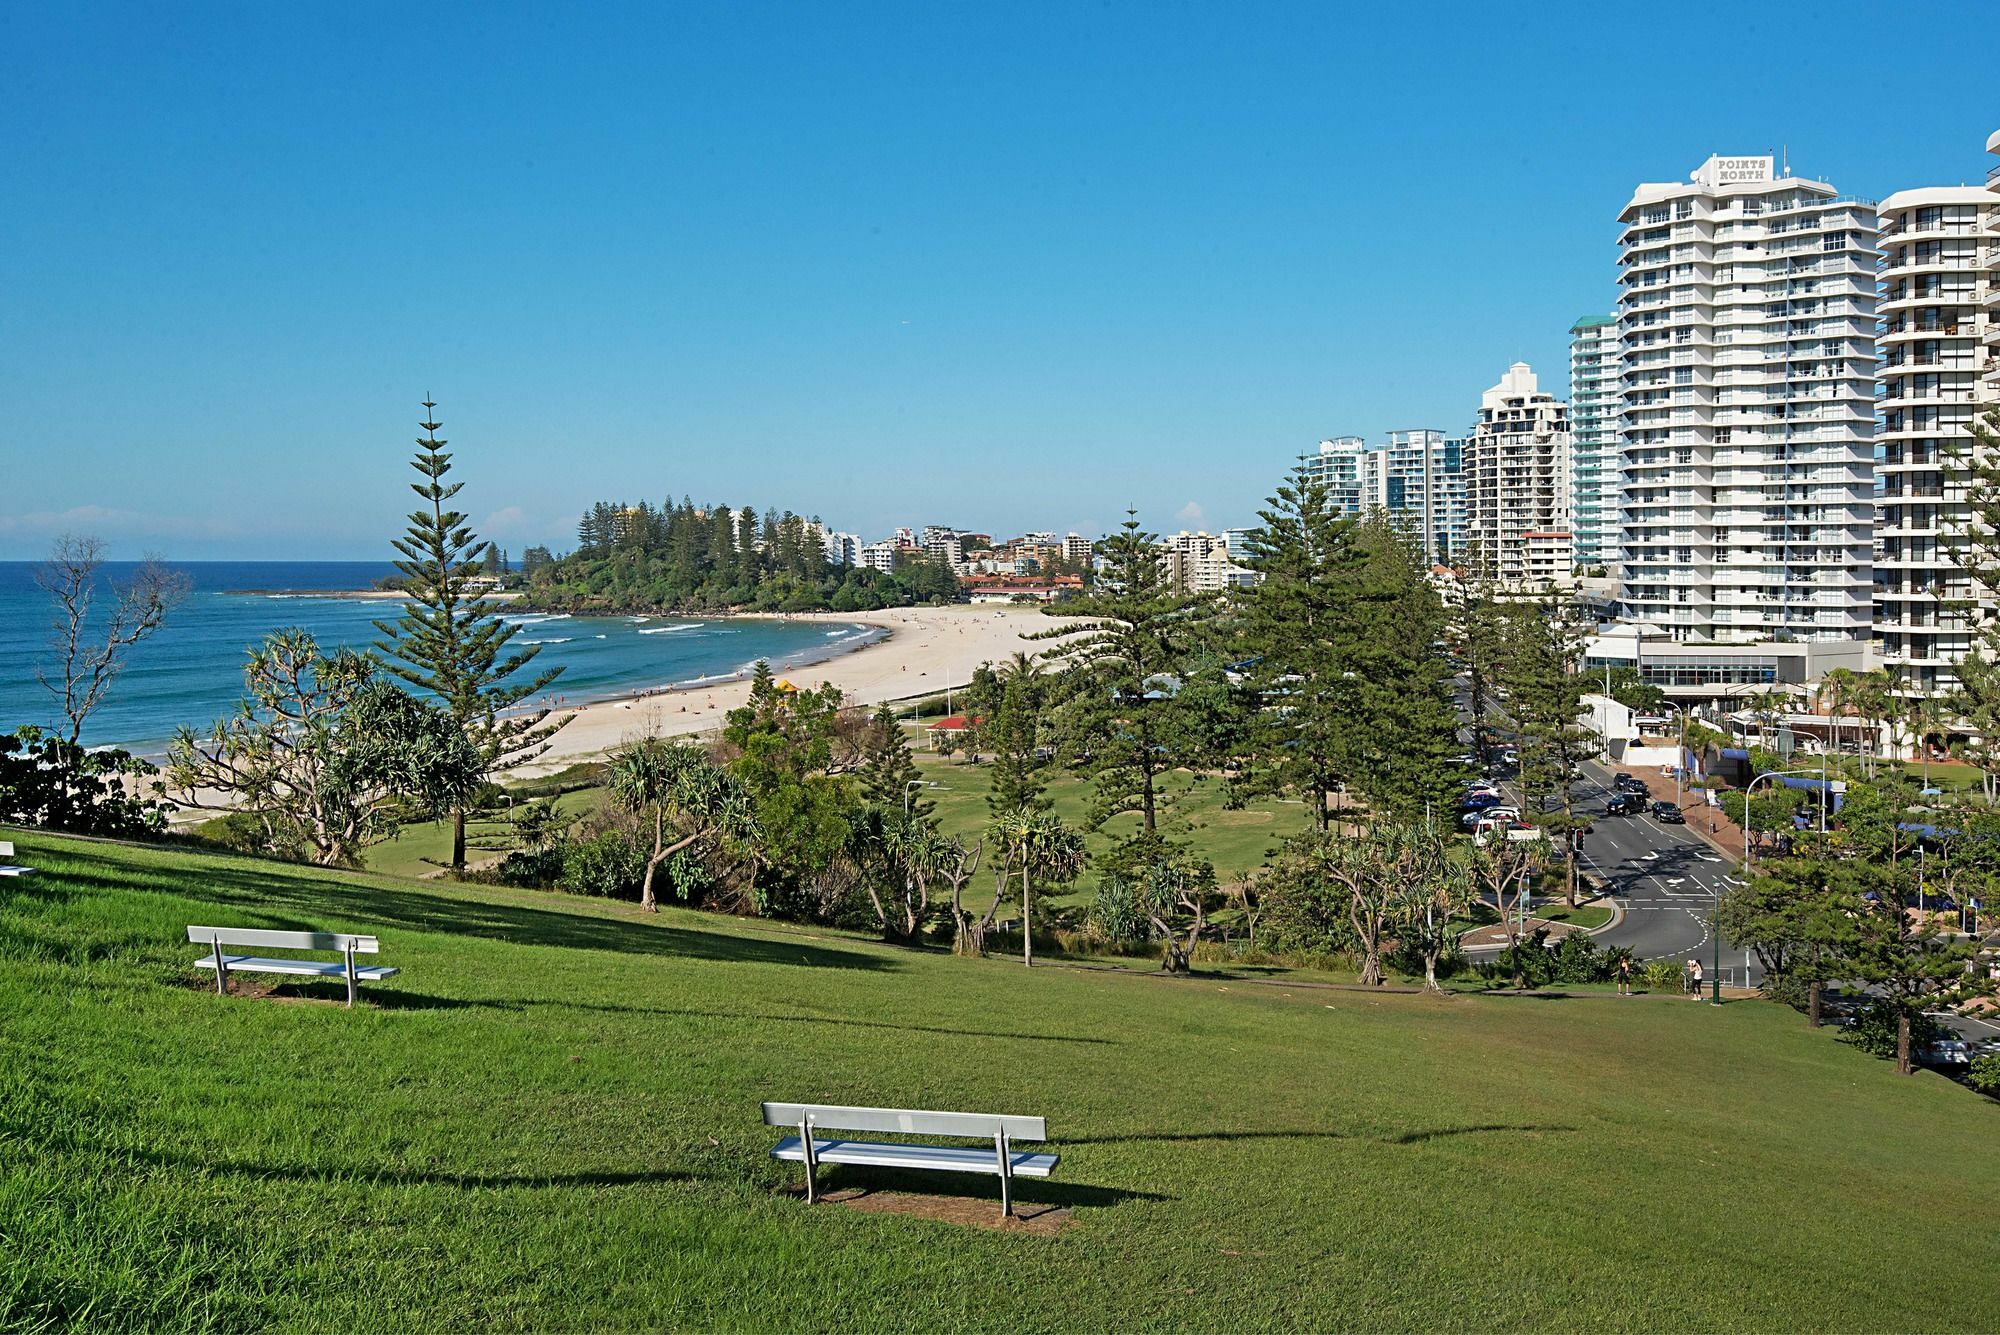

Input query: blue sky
[4,0,1995,559]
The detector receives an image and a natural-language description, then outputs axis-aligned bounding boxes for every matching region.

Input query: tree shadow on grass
[1060,1124,1575,1147]
[107,1143,694,1191]
[387,994,1117,1045]
[40,844,895,972]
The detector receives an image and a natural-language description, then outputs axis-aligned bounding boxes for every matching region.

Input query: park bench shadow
[810,1163,1170,1212]
[37,844,895,972]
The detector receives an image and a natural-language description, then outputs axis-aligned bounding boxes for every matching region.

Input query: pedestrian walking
[1616,956,1633,996]
[1683,959,1696,997]
[1689,958,1704,1000]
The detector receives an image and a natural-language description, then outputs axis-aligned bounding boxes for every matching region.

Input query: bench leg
[799,1119,817,1203]
[995,1131,1012,1219]
[212,937,228,996]
[345,945,357,1008]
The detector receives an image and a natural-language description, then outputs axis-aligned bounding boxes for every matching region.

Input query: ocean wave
[519,637,573,644]
[638,623,703,635]
[504,614,568,626]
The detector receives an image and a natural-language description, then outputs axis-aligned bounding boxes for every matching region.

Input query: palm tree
[1852,670,1896,779]
[1818,667,1858,765]
[994,808,1087,967]
[608,737,754,911]
[877,816,954,940]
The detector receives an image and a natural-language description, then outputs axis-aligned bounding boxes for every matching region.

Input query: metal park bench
[188,925,399,1007]
[0,841,32,877]
[763,1101,1058,1218]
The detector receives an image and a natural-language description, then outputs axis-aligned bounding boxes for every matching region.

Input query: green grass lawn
[915,752,1307,910]
[1534,902,1614,930]
[5,829,1996,1332]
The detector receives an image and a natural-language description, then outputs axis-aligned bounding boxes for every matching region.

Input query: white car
[1460,805,1519,829]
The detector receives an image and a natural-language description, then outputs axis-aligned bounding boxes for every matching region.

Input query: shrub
[1087,876,1153,945]
[1386,936,1469,982]
[1549,930,1607,984]
[1838,1002,1945,1062]
[1481,929,1556,989]
[489,847,567,888]
[0,727,173,837]
[1640,958,1687,993]
[1968,1054,2000,1098]
[559,831,648,899]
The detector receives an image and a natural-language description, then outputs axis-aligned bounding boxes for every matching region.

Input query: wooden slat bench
[0,841,33,877]
[763,1101,1057,1218]
[188,925,398,1007]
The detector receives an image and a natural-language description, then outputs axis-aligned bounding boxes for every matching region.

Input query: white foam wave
[638,623,703,635]
[520,637,572,644]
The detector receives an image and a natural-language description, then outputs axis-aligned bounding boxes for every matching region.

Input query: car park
[1651,800,1685,824]
[1605,793,1645,816]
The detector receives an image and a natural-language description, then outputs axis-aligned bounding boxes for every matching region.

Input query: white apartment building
[1872,176,2000,693]
[1297,431,1465,563]
[823,531,860,567]
[1379,429,1466,564]
[1162,530,1257,593]
[1568,316,1620,573]
[1302,437,1371,512]
[1615,154,1877,644]
[857,540,901,573]
[1063,532,1092,565]
[1989,130,2000,399]
[1466,361,1572,586]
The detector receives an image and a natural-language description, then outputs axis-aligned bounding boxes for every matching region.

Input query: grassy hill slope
[3,831,1994,1332]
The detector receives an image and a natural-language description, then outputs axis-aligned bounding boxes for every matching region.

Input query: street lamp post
[1728,766,1838,1006]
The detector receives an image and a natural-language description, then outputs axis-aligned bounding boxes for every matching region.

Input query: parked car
[1917,1038,1971,1069]
[1651,800,1686,824]
[1605,793,1646,816]
[1473,819,1541,847]
[1461,806,1519,829]
[1499,748,1520,765]
[1613,774,1649,795]
[1460,791,1503,811]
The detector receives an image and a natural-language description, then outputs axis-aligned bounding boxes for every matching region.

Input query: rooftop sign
[1692,155,1774,188]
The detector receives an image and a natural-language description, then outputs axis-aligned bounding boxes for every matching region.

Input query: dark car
[1651,800,1685,824]
[1605,793,1646,816]
[1460,791,1503,811]
[1614,774,1649,795]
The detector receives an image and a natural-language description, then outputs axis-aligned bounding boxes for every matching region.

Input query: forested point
[513,499,962,613]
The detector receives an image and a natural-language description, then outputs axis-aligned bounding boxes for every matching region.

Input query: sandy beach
[517,603,1054,774]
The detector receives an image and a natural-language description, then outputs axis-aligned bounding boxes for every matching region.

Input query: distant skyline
[5,1,1996,559]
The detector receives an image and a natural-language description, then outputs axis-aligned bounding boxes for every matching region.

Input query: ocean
[0,561,878,756]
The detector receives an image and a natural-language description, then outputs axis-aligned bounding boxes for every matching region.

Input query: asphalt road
[1456,681,1758,982]
[1569,760,1760,983]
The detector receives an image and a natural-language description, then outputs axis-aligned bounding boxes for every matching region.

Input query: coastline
[513,603,1047,775]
